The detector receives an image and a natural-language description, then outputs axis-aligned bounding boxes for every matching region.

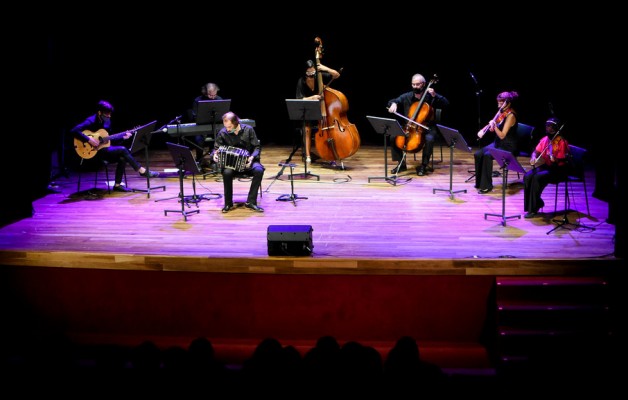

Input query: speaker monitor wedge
[267,225,313,256]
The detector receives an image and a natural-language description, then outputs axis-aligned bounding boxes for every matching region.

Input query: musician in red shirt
[523,117,569,218]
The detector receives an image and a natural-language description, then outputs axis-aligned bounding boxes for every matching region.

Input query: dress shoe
[524,212,537,219]
[416,165,427,176]
[478,188,492,194]
[140,170,159,178]
[391,164,407,174]
[222,204,234,213]
[113,185,132,193]
[245,202,264,212]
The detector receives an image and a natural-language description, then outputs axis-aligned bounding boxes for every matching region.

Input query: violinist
[387,73,449,176]
[295,59,341,164]
[523,117,569,218]
[473,91,519,193]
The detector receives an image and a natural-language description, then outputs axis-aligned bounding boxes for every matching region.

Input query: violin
[478,102,510,139]
[531,123,566,167]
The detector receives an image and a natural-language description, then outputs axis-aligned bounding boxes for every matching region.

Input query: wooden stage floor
[0,144,619,275]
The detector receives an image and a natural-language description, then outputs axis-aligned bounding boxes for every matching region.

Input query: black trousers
[221,162,265,205]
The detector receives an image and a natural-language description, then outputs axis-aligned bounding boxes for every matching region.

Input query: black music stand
[366,116,406,185]
[285,99,320,181]
[129,120,166,198]
[276,162,308,206]
[160,142,205,221]
[433,124,471,199]
[484,147,526,226]
[196,99,231,136]
[196,99,231,172]
[547,185,595,235]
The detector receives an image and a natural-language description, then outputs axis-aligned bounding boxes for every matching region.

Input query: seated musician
[473,91,519,193]
[70,100,159,192]
[212,112,265,213]
[523,117,569,218]
[191,82,222,166]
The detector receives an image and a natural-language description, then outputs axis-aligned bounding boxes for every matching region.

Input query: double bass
[394,75,438,153]
[313,37,361,166]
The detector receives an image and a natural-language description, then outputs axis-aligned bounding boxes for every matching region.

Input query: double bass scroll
[312,37,361,165]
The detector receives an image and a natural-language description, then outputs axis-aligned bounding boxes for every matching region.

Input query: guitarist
[523,117,569,218]
[70,100,158,192]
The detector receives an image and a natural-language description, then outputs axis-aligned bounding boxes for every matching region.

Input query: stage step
[494,276,617,378]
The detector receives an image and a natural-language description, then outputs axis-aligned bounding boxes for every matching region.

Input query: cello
[393,75,438,154]
[313,37,361,167]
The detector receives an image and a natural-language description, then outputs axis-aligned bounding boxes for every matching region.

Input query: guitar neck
[102,131,130,143]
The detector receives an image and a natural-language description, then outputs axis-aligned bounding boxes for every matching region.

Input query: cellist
[523,117,569,218]
[387,73,450,176]
[295,59,340,164]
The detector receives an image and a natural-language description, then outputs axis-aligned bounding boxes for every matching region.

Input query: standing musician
[473,91,519,193]
[212,112,265,213]
[70,100,159,192]
[387,73,450,176]
[523,117,569,218]
[295,59,340,164]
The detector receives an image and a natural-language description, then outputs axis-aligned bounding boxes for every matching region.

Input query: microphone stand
[470,72,482,133]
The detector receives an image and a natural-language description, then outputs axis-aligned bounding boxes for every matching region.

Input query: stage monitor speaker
[267,225,313,256]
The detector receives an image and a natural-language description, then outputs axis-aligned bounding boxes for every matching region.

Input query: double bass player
[295,59,341,164]
[387,73,450,176]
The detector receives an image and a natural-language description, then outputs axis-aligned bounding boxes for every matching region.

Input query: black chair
[76,158,128,194]
[550,144,590,216]
[514,122,535,158]
[510,122,535,180]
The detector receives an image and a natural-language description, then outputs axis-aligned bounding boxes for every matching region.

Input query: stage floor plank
[0,145,618,274]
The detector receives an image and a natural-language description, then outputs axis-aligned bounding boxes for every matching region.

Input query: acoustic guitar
[74,129,133,159]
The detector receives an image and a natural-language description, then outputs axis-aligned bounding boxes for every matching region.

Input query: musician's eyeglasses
[306,72,316,77]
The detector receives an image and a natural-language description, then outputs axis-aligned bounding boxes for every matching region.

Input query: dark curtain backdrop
[46,8,598,150]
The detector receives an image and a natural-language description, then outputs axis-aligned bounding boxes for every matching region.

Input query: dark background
[41,6,603,151]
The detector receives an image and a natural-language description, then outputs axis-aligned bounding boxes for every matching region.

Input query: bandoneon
[216,145,250,172]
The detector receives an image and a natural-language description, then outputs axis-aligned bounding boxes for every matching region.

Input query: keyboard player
[190,82,222,167]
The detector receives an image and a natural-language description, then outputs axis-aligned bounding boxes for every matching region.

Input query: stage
[0,145,617,267]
